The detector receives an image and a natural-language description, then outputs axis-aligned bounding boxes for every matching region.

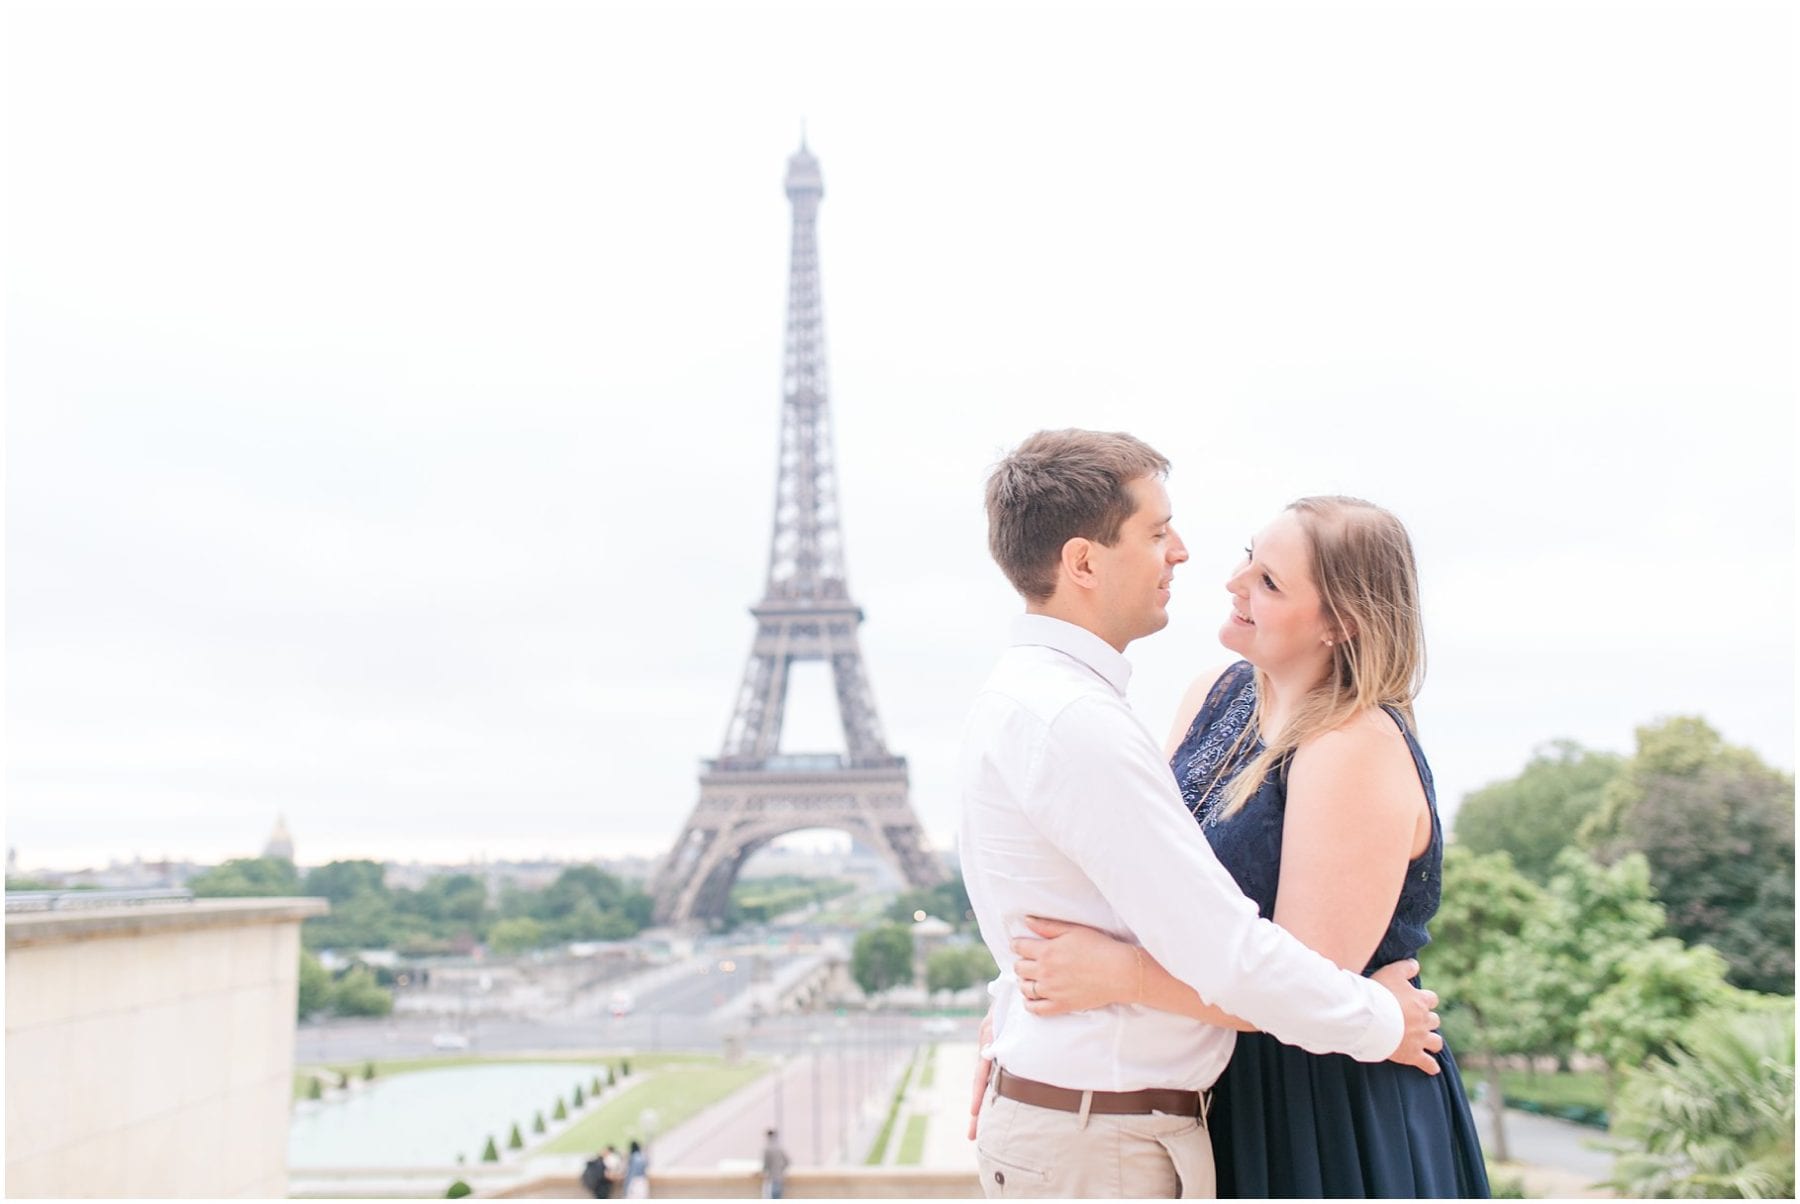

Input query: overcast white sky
[5,0,1793,872]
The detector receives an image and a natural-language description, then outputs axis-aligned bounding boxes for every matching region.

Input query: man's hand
[1371,959,1442,1075]
[967,1009,995,1140]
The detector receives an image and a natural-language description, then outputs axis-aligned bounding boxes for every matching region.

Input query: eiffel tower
[650,142,944,926]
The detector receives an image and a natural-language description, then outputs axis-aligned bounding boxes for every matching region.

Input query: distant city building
[263,813,295,862]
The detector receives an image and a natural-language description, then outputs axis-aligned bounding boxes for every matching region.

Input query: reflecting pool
[289,1062,602,1168]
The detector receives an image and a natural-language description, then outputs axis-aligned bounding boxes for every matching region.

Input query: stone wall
[6,897,327,1197]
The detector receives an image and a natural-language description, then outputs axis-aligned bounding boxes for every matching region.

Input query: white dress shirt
[958,614,1403,1092]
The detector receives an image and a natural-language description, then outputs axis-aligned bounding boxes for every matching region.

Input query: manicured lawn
[537,1061,772,1155]
[1496,1069,1609,1111]
[917,1044,937,1089]
[896,1114,929,1165]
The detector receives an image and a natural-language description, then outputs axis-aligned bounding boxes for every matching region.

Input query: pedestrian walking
[623,1139,649,1199]
[761,1128,790,1199]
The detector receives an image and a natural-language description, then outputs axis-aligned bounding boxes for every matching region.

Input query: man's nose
[1167,529,1190,564]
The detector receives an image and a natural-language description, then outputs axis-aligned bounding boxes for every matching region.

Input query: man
[760,1128,790,1198]
[960,430,1443,1198]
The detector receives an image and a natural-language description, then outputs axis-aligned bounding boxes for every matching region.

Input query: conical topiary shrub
[533,1111,546,1134]
[621,1058,631,1077]
[591,1074,602,1095]
[573,1084,585,1107]
[553,1098,568,1121]
[481,1137,499,1163]
[364,1061,377,1081]
[308,1077,322,1100]
[446,1180,472,1199]
[607,1066,616,1088]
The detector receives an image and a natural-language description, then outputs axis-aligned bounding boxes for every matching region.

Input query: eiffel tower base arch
[650,761,944,927]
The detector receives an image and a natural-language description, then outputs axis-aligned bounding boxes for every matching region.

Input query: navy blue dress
[1172,662,1490,1199]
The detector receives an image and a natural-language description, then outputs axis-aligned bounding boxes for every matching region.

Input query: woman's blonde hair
[1216,496,1427,817]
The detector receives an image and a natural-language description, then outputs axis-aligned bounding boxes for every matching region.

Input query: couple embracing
[958,429,1490,1199]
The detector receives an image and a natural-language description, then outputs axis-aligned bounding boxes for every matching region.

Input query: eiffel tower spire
[650,142,943,927]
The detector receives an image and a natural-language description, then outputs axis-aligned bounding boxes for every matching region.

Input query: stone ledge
[489,1167,983,1199]
[5,897,329,949]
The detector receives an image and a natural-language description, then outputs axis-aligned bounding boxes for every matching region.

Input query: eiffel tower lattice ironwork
[650,143,944,926]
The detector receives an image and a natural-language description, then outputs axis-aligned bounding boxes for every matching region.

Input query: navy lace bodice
[1171,661,1443,974]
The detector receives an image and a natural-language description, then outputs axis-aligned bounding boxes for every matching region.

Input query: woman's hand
[1010,916,1139,1016]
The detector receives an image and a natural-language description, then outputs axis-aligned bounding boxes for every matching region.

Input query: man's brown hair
[984,429,1171,602]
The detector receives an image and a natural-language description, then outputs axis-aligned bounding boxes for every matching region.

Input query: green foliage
[726,875,858,927]
[926,943,999,994]
[1607,1006,1795,1198]
[364,1061,377,1081]
[307,1076,322,1100]
[897,1114,929,1165]
[591,1074,602,1095]
[298,860,651,955]
[486,916,546,955]
[866,1049,916,1163]
[1576,938,1733,1071]
[507,1122,523,1150]
[480,1137,499,1163]
[607,1065,616,1087]
[1454,740,1622,883]
[446,1180,472,1198]
[303,859,388,903]
[189,856,299,898]
[573,1083,585,1106]
[1527,849,1668,1065]
[297,950,332,1017]
[851,923,916,995]
[533,1110,546,1134]
[1422,847,1552,1162]
[554,1097,568,1121]
[1582,716,1795,994]
[330,966,394,1017]
[885,874,974,927]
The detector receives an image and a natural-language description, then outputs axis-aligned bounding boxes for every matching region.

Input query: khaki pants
[974,1070,1216,1199]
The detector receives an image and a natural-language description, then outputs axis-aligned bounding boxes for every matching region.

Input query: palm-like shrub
[1608,1006,1794,1198]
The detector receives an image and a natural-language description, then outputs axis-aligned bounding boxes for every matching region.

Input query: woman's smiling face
[1219,510,1334,675]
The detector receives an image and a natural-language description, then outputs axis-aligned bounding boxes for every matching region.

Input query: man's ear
[1060,537,1099,591]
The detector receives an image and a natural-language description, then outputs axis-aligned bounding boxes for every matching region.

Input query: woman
[622,1139,649,1199]
[1011,496,1488,1197]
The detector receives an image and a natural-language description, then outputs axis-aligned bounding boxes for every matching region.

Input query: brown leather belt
[994,1066,1204,1118]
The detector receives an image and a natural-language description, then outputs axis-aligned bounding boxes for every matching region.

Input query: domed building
[263,813,294,863]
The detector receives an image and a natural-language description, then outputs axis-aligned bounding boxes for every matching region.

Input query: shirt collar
[1010,613,1133,696]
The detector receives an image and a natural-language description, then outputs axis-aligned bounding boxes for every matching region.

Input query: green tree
[486,916,546,955]
[926,943,999,994]
[885,874,974,927]
[573,1084,585,1106]
[1527,848,1668,1069]
[364,1061,377,1081]
[1608,1006,1794,1198]
[480,1137,499,1163]
[553,1097,568,1121]
[507,1122,523,1150]
[1575,939,1733,1074]
[1454,741,1622,883]
[330,966,393,1017]
[1421,847,1552,1163]
[532,1110,546,1135]
[297,950,332,1017]
[446,1181,472,1199]
[852,923,916,995]
[189,857,299,898]
[1582,716,1795,994]
[302,859,388,903]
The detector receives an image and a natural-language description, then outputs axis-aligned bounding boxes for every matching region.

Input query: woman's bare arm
[1275,710,1430,971]
[1010,917,1254,1030]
